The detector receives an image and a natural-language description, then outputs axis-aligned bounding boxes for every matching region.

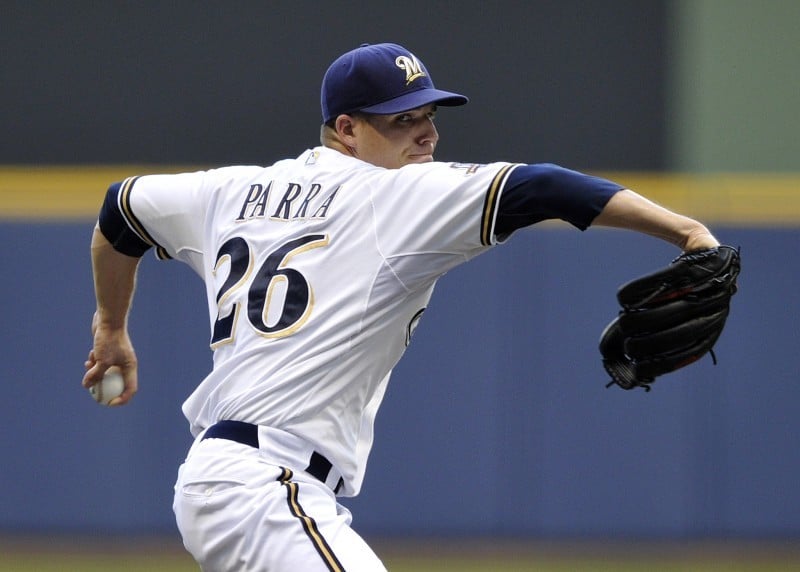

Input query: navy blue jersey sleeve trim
[98,179,151,257]
[98,177,171,259]
[495,164,623,237]
[480,164,518,246]
[118,177,172,259]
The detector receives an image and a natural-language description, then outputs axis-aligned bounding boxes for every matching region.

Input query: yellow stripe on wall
[1,166,798,225]
[0,165,202,220]
[604,172,800,227]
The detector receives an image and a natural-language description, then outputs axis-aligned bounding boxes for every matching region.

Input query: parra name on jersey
[236,180,340,223]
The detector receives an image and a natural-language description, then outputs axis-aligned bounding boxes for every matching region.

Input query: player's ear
[335,114,358,144]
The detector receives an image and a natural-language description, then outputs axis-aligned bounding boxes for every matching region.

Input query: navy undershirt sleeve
[98,182,152,257]
[495,163,623,238]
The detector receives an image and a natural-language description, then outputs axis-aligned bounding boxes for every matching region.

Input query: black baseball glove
[599,245,741,391]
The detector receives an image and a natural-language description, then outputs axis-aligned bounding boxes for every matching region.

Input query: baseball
[89,368,125,405]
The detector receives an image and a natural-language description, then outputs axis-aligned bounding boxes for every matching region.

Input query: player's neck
[320,125,357,159]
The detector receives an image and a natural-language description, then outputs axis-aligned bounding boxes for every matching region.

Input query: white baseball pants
[173,432,386,571]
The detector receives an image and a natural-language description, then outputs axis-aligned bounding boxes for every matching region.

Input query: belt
[201,420,344,494]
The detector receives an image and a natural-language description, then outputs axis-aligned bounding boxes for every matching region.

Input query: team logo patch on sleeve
[449,163,484,175]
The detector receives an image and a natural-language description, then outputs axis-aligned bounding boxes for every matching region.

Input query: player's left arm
[494,164,718,252]
[493,163,622,239]
[591,188,719,252]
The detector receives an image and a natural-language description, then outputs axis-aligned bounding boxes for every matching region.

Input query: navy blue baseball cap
[321,43,468,123]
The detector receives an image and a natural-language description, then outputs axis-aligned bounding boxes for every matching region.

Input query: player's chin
[405,153,435,165]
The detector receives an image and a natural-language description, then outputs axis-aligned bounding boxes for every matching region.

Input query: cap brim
[359,88,468,115]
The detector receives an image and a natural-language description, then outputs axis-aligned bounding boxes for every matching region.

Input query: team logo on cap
[395,54,426,85]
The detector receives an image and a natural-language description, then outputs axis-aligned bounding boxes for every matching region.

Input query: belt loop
[305,451,333,483]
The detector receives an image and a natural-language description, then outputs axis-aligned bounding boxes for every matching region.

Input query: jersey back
[119,147,515,494]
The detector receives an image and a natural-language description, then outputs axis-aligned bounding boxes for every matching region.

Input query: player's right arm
[82,223,141,406]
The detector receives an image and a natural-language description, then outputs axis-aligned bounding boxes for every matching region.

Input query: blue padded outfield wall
[0,218,797,539]
[2,0,799,543]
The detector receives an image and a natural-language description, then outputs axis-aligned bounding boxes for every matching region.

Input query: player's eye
[394,107,437,125]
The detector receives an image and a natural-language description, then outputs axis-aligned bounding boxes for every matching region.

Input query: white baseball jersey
[115,146,516,495]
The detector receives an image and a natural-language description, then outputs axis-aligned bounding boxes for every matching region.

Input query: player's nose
[418,117,438,146]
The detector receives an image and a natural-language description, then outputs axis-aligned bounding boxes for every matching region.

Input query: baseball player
[82,43,720,571]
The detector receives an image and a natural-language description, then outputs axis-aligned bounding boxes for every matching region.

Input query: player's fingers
[82,361,108,388]
[85,349,96,370]
[108,393,132,407]
[108,376,138,407]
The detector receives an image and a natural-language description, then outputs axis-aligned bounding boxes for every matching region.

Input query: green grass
[0,553,196,572]
[2,554,798,572]
[1,538,798,571]
[384,558,800,572]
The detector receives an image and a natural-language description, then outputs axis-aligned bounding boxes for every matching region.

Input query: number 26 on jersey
[211,234,329,347]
